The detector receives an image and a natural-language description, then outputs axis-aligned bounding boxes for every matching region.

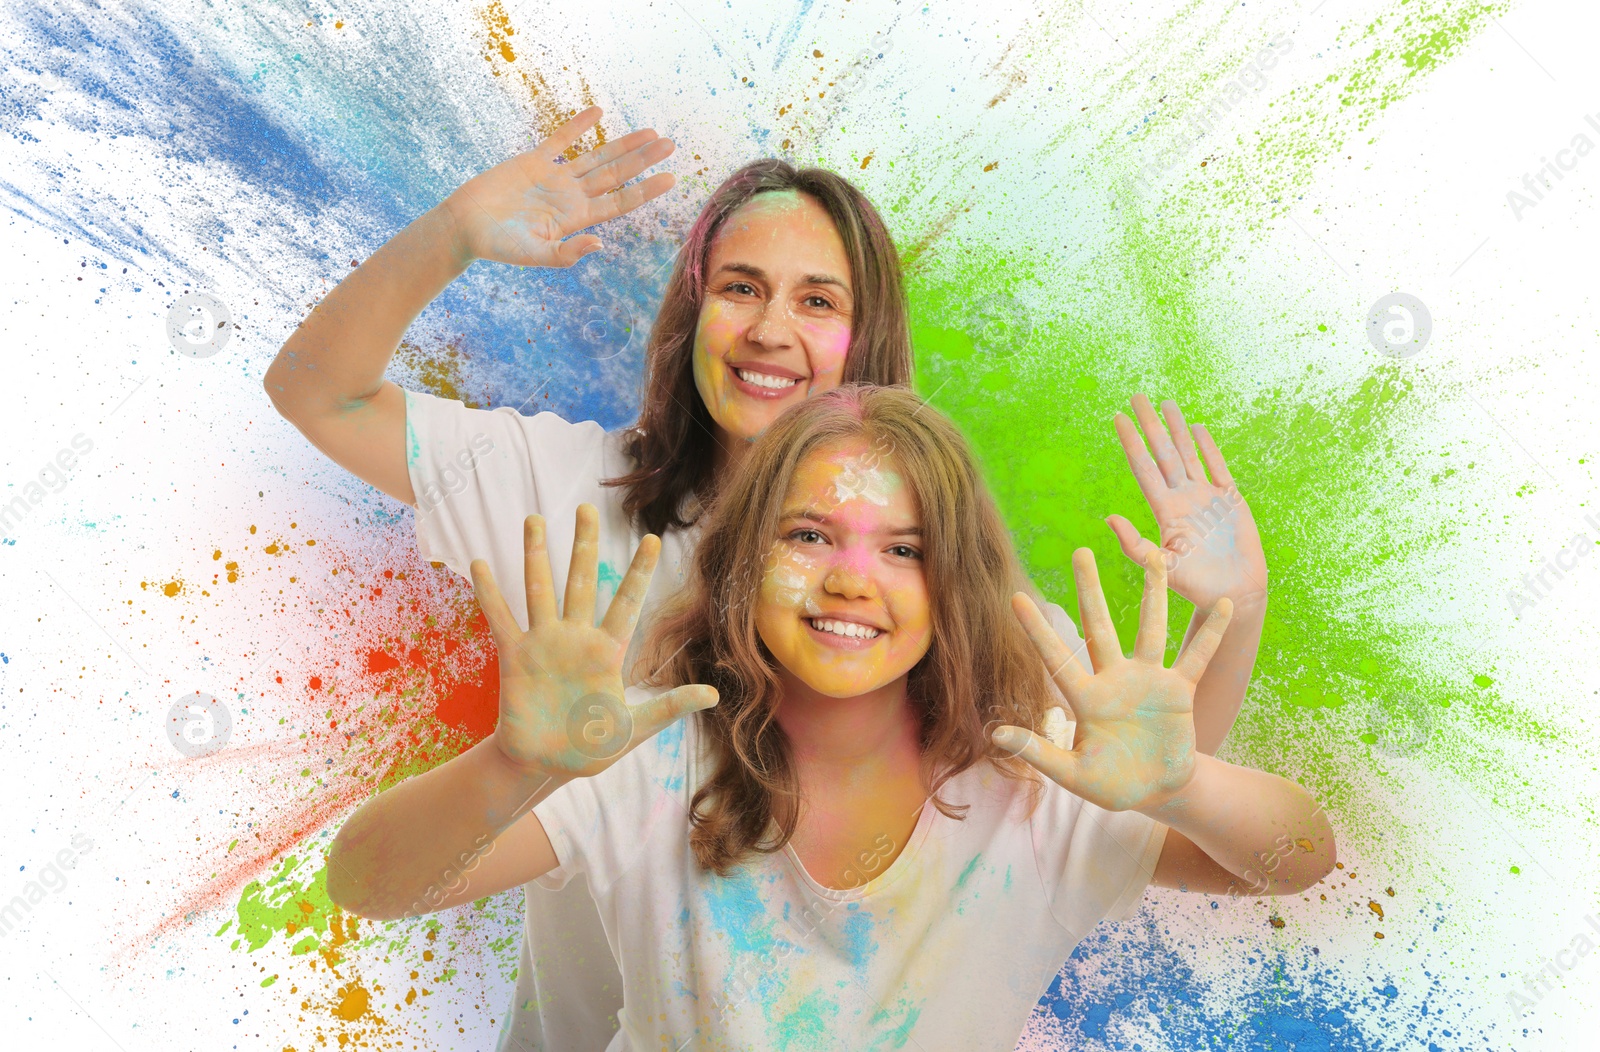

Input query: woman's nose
[748,299,798,350]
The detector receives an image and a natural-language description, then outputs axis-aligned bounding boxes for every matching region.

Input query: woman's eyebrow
[714,261,850,291]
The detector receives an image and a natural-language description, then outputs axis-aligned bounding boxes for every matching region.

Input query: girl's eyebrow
[781,508,922,536]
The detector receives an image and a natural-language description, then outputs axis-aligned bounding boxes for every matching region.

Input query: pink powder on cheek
[803,324,851,388]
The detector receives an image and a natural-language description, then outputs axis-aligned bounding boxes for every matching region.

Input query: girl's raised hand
[995,548,1232,813]
[442,106,676,269]
[469,505,717,780]
[1106,394,1267,611]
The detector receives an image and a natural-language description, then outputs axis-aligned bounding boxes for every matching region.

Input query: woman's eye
[804,295,835,310]
[725,281,757,296]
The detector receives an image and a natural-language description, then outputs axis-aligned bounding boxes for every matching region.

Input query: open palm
[443,106,677,269]
[997,548,1233,813]
[469,505,715,780]
[1107,394,1267,610]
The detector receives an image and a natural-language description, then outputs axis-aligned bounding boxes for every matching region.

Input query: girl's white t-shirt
[402,388,1103,1052]
[532,700,1167,1052]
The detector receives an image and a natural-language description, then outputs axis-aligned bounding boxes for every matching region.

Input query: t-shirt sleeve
[531,686,695,896]
[402,387,611,617]
[1030,782,1169,933]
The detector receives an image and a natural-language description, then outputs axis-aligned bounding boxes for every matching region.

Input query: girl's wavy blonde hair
[636,384,1053,876]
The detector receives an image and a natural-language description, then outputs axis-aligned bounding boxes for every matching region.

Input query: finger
[1010,592,1089,710]
[536,105,603,162]
[1112,412,1167,504]
[566,127,661,179]
[1192,424,1238,490]
[523,514,559,627]
[1072,548,1123,671]
[1159,399,1206,482]
[991,725,1085,794]
[1105,514,1162,566]
[631,684,720,744]
[564,504,601,625]
[549,234,602,267]
[1171,598,1234,682]
[585,170,678,226]
[1130,393,1185,487]
[469,558,522,647]
[600,535,661,644]
[579,135,676,197]
[1132,549,1169,664]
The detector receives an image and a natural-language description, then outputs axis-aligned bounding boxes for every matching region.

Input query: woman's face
[754,436,933,699]
[691,190,855,446]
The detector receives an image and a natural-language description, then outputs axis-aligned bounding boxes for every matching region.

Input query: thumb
[1105,514,1158,563]
[551,234,602,268]
[992,724,1084,794]
[633,684,719,740]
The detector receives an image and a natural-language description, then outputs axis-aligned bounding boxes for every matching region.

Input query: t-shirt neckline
[779,785,943,901]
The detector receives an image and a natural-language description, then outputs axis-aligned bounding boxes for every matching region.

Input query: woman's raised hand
[1106,394,1267,611]
[995,548,1232,813]
[442,107,676,269]
[470,504,717,780]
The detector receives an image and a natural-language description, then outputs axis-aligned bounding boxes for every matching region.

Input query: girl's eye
[790,528,827,545]
[887,544,922,560]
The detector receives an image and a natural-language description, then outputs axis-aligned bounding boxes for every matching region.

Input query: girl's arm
[997,546,1336,897]
[328,506,717,919]
[1104,394,1268,754]
[263,107,676,505]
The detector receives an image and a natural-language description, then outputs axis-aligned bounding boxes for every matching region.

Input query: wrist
[1138,752,1220,822]
[429,198,479,271]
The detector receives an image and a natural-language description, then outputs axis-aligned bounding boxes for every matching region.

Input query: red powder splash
[131,531,501,954]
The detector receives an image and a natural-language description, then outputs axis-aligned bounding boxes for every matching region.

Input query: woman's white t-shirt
[402,388,1103,1052]
[532,698,1166,1052]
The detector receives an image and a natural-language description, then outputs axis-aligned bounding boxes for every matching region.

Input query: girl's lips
[803,616,886,651]
[728,362,806,401]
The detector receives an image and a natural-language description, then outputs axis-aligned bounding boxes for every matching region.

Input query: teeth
[809,618,882,640]
[736,368,801,390]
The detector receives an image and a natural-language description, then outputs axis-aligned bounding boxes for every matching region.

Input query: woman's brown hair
[605,160,914,536]
[636,385,1054,876]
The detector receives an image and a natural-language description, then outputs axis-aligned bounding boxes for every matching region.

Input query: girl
[266,107,1271,1047]
[327,386,1332,1052]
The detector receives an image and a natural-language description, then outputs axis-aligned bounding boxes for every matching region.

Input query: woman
[325,385,1331,1051]
[265,107,1270,1049]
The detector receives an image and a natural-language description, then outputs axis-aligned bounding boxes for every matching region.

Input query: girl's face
[691,191,855,446]
[754,436,933,699]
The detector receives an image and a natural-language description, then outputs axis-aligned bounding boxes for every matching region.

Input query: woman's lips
[728,362,806,400]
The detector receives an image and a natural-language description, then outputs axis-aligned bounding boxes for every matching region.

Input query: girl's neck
[773,671,923,773]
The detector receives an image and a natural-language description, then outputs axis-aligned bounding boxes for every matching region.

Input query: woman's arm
[997,545,1335,898]
[328,507,717,918]
[263,107,676,505]
[1104,394,1269,753]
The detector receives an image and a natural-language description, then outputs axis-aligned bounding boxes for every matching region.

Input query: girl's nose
[822,556,875,600]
